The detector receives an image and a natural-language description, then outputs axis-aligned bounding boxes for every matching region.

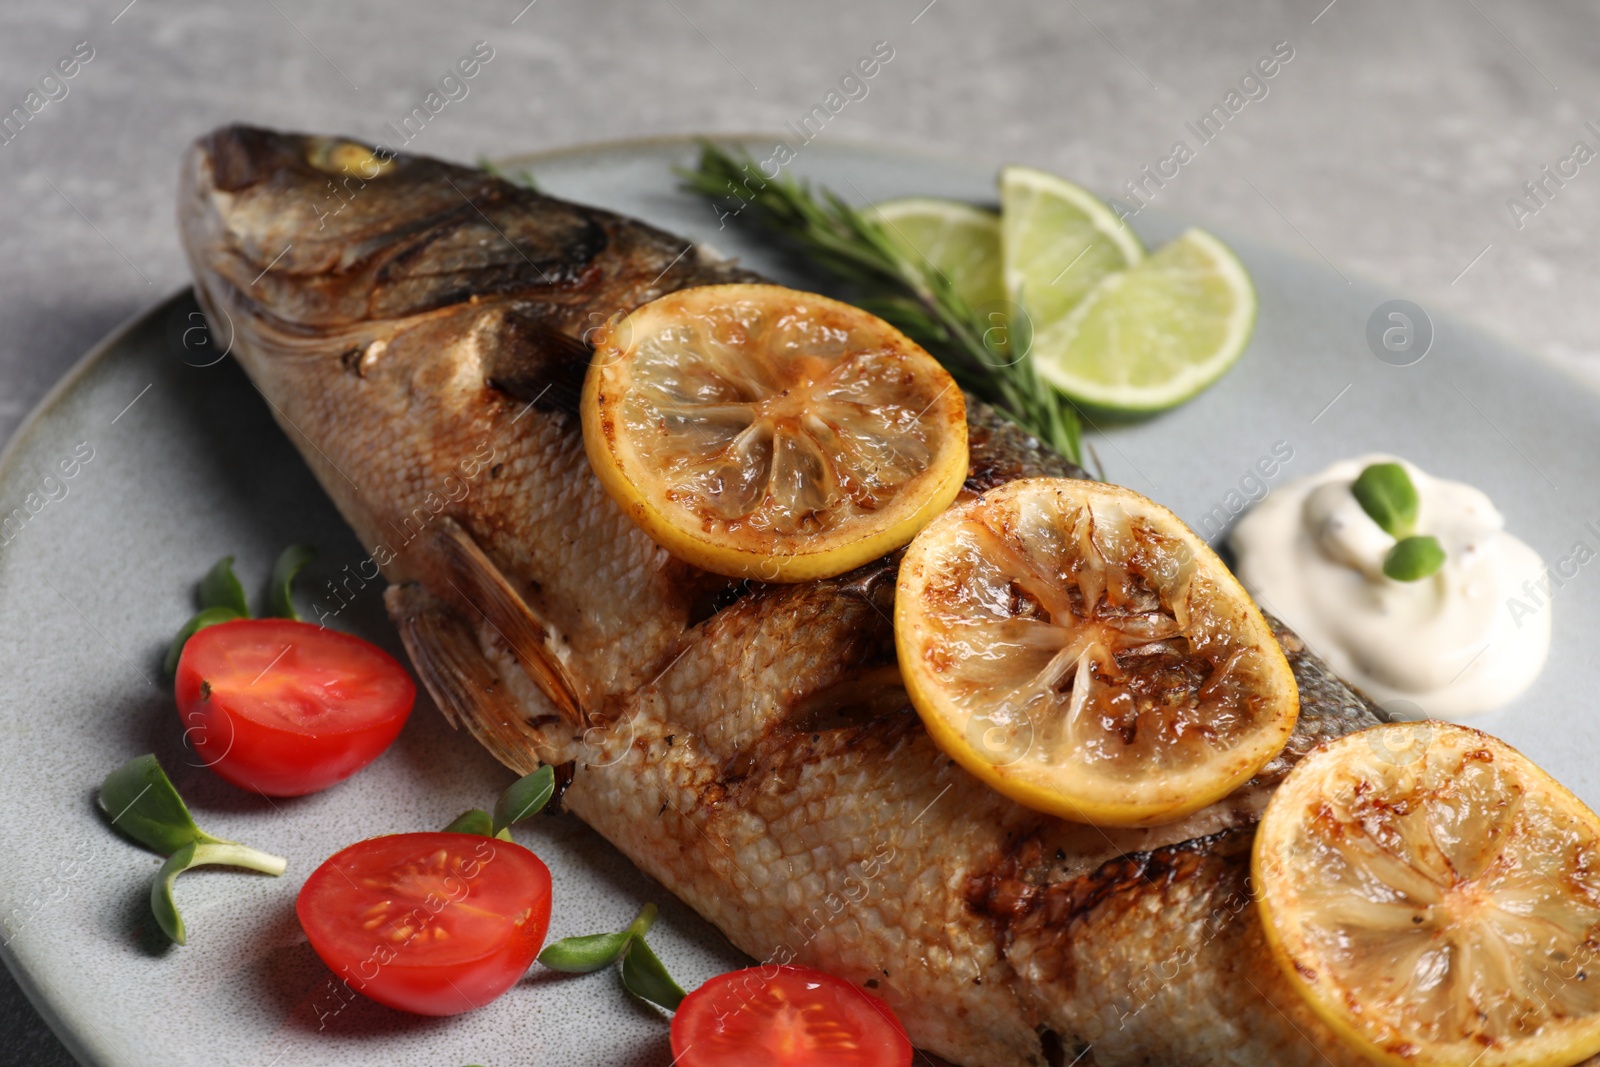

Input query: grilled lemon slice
[582,284,968,583]
[1255,722,1600,1067]
[895,477,1297,827]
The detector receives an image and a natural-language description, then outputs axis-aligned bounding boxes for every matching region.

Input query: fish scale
[178,124,1496,1066]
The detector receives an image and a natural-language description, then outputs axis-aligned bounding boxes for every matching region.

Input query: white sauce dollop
[1229,455,1549,719]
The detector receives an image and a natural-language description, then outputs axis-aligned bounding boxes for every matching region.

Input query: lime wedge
[1000,166,1144,336]
[1031,227,1258,413]
[871,197,1005,311]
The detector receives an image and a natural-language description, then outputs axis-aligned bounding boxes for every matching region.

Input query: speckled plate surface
[1,137,1597,1067]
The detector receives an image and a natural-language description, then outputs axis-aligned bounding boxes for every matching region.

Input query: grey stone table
[2,0,1595,1061]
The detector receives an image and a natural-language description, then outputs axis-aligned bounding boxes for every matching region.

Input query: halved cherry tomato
[296,832,552,1016]
[670,964,913,1067]
[174,618,414,796]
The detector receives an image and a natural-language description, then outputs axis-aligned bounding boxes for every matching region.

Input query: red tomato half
[175,618,415,796]
[671,964,913,1067]
[296,832,552,1016]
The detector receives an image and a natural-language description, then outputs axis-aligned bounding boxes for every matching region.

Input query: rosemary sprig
[677,143,1083,465]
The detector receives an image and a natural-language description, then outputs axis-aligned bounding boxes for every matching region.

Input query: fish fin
[433,517,587,727]
[387,583,548,775]
[483,310,591,416]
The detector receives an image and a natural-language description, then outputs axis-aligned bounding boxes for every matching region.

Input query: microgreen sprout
[441,765,556,842]
[1351,462,1419,539]
[267,543,316,621]
[165,545,316,674]
[442,808,495,837]
[1351,463,1446,581]
[98,754,286,944]
[539,902,658,975]
[1384,535,1447,582]
[199,555,249,617]
[491,764,555,835]
[539,902,685,1011]
[440,765,686,1011]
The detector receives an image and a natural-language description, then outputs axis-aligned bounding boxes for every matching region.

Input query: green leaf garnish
[198,556,249,617]
[152,841,288,945]
[99,754,287,944]
[99,754,226,854]
[1352,462,1419,539]
[492,765,555,835]
[164,605,245,675]
[538,903,683,1009]
[167,554,251,674]
[621,934,686,1012]
[443,809,494,836]
[539,903,658,974]
[1351,464,1445,579]
[539,930,635,974]
[679,144,1083,466]
[1384,535,1446,582]
[268,543,316,621]
[443,767,556,841]
[444,768,554,840]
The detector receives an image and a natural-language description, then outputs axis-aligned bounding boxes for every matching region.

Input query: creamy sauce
[1229,455,1549,718]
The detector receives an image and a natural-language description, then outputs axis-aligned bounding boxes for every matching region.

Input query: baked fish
[180,124,1399,1066]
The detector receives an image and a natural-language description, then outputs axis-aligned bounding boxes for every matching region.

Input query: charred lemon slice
[582,284,968,583]
[1255,722,1600,1067]
[895,477,1297,827]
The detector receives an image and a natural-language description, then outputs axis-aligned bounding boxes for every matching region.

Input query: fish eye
[307,139,394,178]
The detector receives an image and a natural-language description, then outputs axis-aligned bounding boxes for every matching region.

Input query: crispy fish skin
[181,125,1396,1066]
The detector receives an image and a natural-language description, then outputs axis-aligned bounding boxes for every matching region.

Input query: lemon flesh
[582,283,969,583]
[1255,722,1600,1067]
[895,476,1297,827]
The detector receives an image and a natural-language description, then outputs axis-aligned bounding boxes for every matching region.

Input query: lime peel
[1029,226,1257,413]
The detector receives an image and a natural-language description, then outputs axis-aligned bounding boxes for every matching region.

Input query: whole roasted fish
[180,124,1394,1066]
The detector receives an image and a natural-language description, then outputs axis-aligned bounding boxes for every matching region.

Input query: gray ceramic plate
[1,137,1596,1067]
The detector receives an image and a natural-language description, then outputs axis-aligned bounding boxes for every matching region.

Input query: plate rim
[0,296,199,1067]
[0,289,190,508]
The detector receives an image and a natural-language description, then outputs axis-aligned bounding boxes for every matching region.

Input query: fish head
[176,125,629,594]
[178,124,607,346]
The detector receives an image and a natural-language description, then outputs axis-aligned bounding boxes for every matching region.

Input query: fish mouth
[179,125,418,318]
[180,126,367,331]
